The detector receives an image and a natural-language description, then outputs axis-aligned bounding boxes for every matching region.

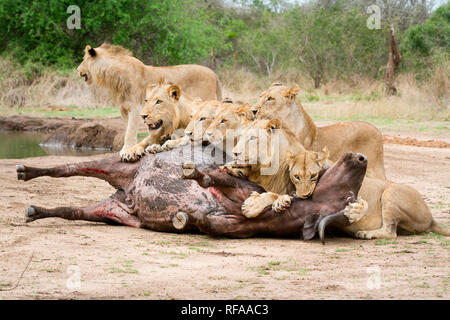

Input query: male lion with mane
[76,43,222,161]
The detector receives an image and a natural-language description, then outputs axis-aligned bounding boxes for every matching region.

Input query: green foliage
[0,0,447,87]
[0,0,228,67]
[400,4,450,78]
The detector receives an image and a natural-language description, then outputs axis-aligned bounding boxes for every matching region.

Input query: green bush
[0,0,228,67]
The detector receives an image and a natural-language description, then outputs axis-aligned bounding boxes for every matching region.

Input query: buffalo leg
[25,192,141,228]
[16,155,139,189]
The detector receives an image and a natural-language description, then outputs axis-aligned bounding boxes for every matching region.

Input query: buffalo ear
[265,118,282,131]
[167,84,181,101]
[302,213,320,240]
[86,45,96,57]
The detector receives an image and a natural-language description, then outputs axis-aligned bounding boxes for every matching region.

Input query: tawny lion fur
[286,149,450,239]
[251,83,386,179]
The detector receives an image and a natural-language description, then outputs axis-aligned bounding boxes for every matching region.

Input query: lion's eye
[144,99,148,103]
[220,119,227,124]
[199,117,206,121]
[294,175,300,181]
[266,96,274,102]
[155,99,162,105]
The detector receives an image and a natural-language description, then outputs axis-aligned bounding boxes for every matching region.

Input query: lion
[204,103,254,151]
[219,118,305,218]
[183,99,239,147]
[250,83,386,179]
[285,148,450,239]
[76,43,222,161]
[144,98,238,154]
[124,80,219,160]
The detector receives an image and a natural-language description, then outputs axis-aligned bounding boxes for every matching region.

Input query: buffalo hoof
[172,211,189,230]
[181,162,196,179]
[25,206,38,223]
[16,165,26,181]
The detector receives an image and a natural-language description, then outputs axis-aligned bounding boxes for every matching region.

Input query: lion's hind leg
[355,184,400,240]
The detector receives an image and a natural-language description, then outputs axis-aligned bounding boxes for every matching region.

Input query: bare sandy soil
[0,131,449,300]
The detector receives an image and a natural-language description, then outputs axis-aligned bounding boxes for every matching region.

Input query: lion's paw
[241,192,267,219]
[145,144,163,154]
[120,145,145,162]
[344,197,368,224]
[272,195,292,213]
[355,230,373,240]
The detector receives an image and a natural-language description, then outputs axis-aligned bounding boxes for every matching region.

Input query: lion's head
[140,81,182,140]
[250,82,300,118]
[232,118,286,168]
[205,103,252,147]
[184,100,225,143]
[288,147,330,199]
[76,43,142,103]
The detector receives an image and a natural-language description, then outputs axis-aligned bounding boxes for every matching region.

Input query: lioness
[125,81,215,160]
[144,98,239,154]
[204,103,254,151]
[224,118,366,219]
[251,83,386,179]
[76,43,221,161]
[286,149,450,239]
[221,118,305,217]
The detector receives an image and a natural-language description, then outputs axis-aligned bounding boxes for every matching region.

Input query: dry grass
[0,58,448,121]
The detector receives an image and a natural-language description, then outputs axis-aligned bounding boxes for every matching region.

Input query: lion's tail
[426,220,450,236]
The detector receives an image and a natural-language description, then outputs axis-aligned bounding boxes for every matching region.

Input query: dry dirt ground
[0,129,449,300]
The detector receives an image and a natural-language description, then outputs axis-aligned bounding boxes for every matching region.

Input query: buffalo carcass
[16,145,367,242]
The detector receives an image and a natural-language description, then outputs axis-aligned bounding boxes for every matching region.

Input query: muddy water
[0,131,113,159]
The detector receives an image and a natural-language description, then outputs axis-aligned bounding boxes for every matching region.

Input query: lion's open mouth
[81,73,88,82]
[147,119,163,130]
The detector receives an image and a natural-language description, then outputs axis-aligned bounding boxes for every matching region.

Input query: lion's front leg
[146,135,189,154]
[241,191,279,218]
[218,162,251,178]
[120,105,145,162]
[343,197,368,224]
[271,194,293,213]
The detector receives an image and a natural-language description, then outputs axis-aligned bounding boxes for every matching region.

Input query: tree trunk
[385,25,402,95]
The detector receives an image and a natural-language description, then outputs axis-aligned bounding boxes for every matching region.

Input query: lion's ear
[265,118,282,131]
[286,151,295,169]
[283,84,300,100]
[167,84,181,101]
[271,81,283,87]
[85,45,97,57]
[237,103,250,117]
[317,147,330,166]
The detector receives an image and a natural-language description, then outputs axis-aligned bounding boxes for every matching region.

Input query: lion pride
[76,43,222,162]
